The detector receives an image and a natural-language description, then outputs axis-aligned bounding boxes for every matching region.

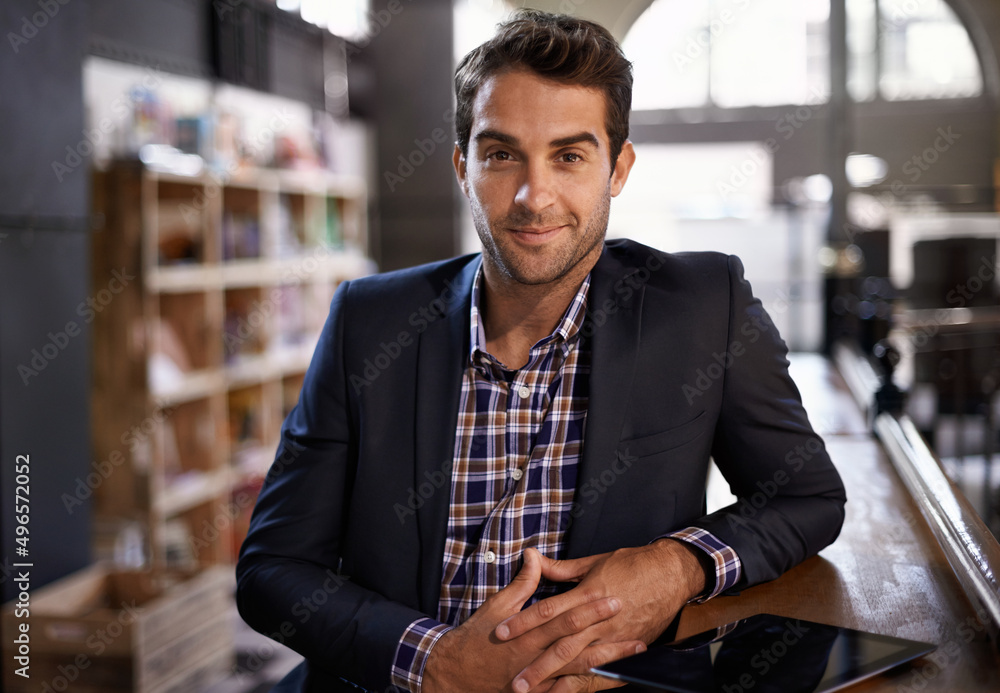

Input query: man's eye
[488,151,512,161]
[561,153,582,163]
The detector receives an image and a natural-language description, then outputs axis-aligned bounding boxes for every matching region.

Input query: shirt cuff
[390,617,454,693]
[661,527,742,602]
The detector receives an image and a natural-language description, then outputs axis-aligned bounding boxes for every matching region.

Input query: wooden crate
[2,564,234,693]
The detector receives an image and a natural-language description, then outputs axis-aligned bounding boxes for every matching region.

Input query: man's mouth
[508,225,566,243]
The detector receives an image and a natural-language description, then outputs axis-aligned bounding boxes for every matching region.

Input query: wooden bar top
[676,355,1000,692]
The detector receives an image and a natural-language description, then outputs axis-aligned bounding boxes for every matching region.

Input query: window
[278,0,372,42]
[624,0,831,110]
[626,0,983,110]
[878,0,982,100]
[454,0,513,66]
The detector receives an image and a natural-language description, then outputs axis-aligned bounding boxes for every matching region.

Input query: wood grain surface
[675,356,1000,692]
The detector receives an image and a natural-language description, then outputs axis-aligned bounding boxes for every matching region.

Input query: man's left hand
[495,539,708,693]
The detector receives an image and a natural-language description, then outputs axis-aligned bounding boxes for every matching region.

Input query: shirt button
[511,468,524,481]
[518,386,530,399]
[484,550,496,563]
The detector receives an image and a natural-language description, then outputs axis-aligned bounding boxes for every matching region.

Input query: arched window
[871,0,982,100]
[624,0,983,110]
[624,0,831,109]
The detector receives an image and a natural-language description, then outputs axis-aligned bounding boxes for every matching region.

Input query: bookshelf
[90,160,375,568]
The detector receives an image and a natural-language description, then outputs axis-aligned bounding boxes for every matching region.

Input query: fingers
[498,582,605,642]
[497,552,609,640]
[515,639,645,693]
[494,547,543,614]
[537,553,603,583]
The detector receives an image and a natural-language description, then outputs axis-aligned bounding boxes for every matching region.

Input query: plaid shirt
[390,263,741,691]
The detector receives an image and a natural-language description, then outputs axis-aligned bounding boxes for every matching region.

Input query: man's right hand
[421,549,645,693]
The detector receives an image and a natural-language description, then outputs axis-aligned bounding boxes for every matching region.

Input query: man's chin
[495,255,588,287]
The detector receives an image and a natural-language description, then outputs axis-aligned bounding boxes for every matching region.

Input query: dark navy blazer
[236,239,847,691]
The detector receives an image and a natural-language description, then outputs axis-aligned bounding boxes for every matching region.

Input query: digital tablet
[591,613,936,693]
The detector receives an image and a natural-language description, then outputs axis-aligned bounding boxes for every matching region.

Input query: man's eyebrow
[474,129,518,146]
[473,130,601,150]
[550,132,600,149]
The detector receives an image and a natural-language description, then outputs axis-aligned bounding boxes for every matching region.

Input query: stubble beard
[472,185,612,287]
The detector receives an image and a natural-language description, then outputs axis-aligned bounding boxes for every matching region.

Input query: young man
[237,10,846,693]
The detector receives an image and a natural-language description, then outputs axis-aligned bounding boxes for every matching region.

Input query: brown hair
[455,9,633,166]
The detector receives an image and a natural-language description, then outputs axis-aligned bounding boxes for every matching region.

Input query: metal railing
[834,341,1000,648]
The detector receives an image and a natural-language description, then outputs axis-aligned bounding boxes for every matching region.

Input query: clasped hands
[422,539,706,693]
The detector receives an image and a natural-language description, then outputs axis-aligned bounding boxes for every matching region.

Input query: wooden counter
[676,355,1000,692]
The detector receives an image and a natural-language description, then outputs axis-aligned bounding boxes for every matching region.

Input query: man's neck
[479,261,593,370]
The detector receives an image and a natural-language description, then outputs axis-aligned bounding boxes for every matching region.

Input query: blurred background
[1,0,999,690]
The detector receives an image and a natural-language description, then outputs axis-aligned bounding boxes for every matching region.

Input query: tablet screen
[592,613,936,692]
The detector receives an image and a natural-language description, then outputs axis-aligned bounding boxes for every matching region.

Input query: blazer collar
[413,256,479,613]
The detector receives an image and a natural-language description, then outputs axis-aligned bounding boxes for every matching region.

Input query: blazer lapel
[566,246,645,558]
[413,258,478,614]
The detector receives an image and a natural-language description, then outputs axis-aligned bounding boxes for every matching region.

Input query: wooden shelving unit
[91,161,375,568]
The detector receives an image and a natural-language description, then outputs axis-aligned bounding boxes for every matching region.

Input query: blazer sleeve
[694,255,847,588]
[235,280,427,690]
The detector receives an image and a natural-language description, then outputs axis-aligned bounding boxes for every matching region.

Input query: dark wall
[89,0,330,108]
[0,0,93,602]
[89,0,213,77]
[366,0,458,271]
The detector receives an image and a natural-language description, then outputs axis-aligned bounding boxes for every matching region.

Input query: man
[237,10,846,693]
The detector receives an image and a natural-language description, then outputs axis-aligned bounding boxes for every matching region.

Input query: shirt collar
[468,259,591,372]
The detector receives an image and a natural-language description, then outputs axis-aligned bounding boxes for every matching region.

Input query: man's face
[454,69,635,288]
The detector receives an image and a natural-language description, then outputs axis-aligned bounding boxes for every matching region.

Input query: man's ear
[453,144,469,197]
[610,140,636,198]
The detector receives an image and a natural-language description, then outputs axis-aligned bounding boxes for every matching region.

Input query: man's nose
[514,161,557,213]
